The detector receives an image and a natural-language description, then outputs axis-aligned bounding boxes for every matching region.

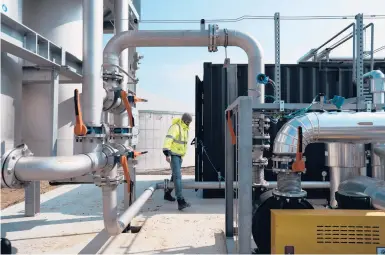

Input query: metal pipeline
[273,111,385,155]
[338,175,385,210]
[113,0,130,129]
[103,29,264,99]
[102,175,157,235]
[155,181,330,190]
[101,179,329,235]
[82,0,104,126]
[14,153,107,181]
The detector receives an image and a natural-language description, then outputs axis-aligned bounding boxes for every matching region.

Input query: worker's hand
[166,156,171,163]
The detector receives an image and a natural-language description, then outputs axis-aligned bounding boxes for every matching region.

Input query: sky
[103,0,385,113]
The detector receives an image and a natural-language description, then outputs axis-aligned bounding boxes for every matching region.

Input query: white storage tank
[1,0,23,157]
[136,110,195,172]
[22,0,83,156]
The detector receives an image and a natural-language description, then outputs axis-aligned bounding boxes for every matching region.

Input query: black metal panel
[197,61,385,199]
[195,76,204,182]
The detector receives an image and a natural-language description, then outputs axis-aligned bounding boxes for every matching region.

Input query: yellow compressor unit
[271,209,385,254]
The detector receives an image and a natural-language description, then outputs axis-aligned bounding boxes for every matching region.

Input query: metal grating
[316,225,381,245]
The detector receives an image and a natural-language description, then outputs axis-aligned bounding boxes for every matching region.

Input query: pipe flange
[102,72,124,82]
[253,157,269,167]
[102,144,118,173]
[110,126,133,138]
[272,189,307,198]
[1,144,32,189]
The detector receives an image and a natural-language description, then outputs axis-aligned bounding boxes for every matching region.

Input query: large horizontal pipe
[338,175,385,210]
[103,29,264,99]
[156,181,330,189]
[15,152,107,181]
[274,111,385,154]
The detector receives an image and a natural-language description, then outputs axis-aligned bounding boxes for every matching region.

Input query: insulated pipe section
[82,0,104,126]
[103,29,264,99]
[273,111,385,155]
[338,175,385,210]
[15,153,107,181]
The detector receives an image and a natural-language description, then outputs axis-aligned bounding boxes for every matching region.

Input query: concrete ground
[1,175,228,254]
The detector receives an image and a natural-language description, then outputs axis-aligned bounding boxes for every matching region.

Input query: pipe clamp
[102,144,118,172]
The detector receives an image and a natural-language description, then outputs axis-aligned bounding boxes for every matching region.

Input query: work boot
[177,199,191,211]
[164,190,176,202]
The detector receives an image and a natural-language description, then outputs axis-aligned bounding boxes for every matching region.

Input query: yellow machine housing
[271,209,385,254]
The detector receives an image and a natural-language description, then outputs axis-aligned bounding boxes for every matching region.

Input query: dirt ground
[1,167,195,210]
[1,181,57,210]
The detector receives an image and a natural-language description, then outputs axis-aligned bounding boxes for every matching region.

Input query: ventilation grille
[316,225,381,245]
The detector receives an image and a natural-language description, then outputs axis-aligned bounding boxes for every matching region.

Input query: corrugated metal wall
[196,61,385,199]
[136,110,196,172]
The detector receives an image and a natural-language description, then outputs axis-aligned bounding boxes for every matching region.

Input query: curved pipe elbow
[102,29,264,73]
[226,30,264,60]
[273,111,385,155]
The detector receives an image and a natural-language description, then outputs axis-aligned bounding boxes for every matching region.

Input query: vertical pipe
[114,0,133,208]
[237,97,253,254]
[82,0,104,127]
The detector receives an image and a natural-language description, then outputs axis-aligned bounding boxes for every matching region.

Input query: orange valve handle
[133,96,148,103]
[120,90,134,127]
[227,111,236,145]
[133,150,148,159]
[292,126,306,172]
[73,89,88,136]
[120,155,131,193]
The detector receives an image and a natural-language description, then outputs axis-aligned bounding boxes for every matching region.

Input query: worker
[162,113,192,210]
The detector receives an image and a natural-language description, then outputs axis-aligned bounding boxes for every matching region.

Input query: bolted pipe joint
[273,171,307,198]
[1,144,33,189]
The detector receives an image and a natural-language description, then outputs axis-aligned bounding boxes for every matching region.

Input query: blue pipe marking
[2,4,8,12]
[86,126,103,135]
[113,128,130,134]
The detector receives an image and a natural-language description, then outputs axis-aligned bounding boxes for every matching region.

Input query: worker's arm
[162,124,179,157]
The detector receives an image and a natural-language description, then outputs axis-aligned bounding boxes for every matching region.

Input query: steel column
[24,69,59,216]
[274,12,281,101]
[225,65,237,238]
[355,13,364,101]
[237,97,253,254]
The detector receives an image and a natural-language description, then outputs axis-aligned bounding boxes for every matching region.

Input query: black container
[195,62,385,199]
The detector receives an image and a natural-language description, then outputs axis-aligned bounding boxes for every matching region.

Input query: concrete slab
[1,175,227,254]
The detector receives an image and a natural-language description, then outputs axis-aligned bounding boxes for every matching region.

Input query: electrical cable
[113,15,385,24]
[135,15,385,23]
